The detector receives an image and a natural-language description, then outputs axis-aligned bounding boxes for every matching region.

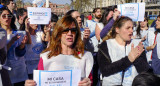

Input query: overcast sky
[20,0,71,4]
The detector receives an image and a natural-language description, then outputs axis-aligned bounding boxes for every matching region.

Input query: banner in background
[118,3,145,21]
[27,7,51,24]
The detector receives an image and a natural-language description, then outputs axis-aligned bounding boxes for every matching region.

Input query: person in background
[132,17,153,40]
[85,8,102,86]
[81,13,85,26]
[144,15,160,66]
[87,14,92,20]
[132,72,160,86]
[95,6,114,41]
[0,27,12,86]
[149,15,160,75]
[98,16,150,86]
[25,15,93,86]
[5,0,16,15]
[0,7,28,86]
[50,13,58,30]
[15,8,27,30]
[24,17,51,79]
[100,6,120,39]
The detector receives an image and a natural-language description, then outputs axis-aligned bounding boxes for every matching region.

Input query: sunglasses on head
[62,28,77,34]
[1,14,13,19]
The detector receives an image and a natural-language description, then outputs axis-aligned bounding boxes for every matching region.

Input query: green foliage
[148,20,154,26]
[71,0,93,13]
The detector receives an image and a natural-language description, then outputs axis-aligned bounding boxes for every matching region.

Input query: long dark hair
[99,6,113,26]
[0,7,17,30]
[136,17,148,38]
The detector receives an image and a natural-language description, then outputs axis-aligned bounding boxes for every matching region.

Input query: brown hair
[42,15,84,59]
[103,16,133,41]
[93,8,100,13]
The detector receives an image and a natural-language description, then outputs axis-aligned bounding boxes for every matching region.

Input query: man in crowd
[86,8,102,86]
[5,0,16,15]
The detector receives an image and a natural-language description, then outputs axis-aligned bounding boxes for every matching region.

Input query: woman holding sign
[0,7,28,86]
[24,17,51,79]
[25,15,93,86]
[98,16,150,86]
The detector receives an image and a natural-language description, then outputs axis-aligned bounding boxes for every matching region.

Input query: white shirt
[40,51,93,79]
[103,39,139,86]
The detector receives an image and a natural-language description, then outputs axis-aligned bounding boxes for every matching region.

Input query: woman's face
[29,24,38,30]
[140,18,148,28]
[116,20,133,42]
[61,22,77,48]
[156,17,160,29]
[0,10,12,26]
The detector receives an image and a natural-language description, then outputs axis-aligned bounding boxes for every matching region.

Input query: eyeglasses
[1,14,13,19]
[62,28,77,34]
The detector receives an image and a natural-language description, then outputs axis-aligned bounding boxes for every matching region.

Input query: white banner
[34,69,81,86]
[118,3,145,21]
[27,7,51,24]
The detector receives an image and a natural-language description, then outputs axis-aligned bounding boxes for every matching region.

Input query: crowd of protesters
[0,0,160,86]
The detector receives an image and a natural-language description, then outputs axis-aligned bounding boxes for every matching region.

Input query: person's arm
[133,51,150,73]
[0,29,7,49]
[151,45,160,74]
[83,27,90,45]
[7,34,20,51]
[97,42,132,77]
[100,18,115,39]
[25,18,32,44]
[100,11,120,39]
[95,24,101,41]
[15,35,28,57]
[146,42,157,51]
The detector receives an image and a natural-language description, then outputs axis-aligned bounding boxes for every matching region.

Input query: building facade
[43,2,70,16]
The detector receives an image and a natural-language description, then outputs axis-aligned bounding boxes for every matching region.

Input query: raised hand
[128,42,144,62]
[11,34,21,43]
[44,24,51,34]
[78,78,91,86]
[83,27,90,39]
[151,41,157,49]
[21,35,28,44]
[25,18,30,32]
[113,10,120,20]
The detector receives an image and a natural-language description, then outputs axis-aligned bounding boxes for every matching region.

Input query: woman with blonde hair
[98,16,150,86]
[25,15,93,86]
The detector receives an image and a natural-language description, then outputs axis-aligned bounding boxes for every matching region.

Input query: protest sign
[27,7,51,24]
[34,69,81,86]
[118,3,145,21]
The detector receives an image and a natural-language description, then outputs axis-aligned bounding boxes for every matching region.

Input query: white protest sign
[118,3,145,21]
[34,69,81,86]
[27,7,51,24]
